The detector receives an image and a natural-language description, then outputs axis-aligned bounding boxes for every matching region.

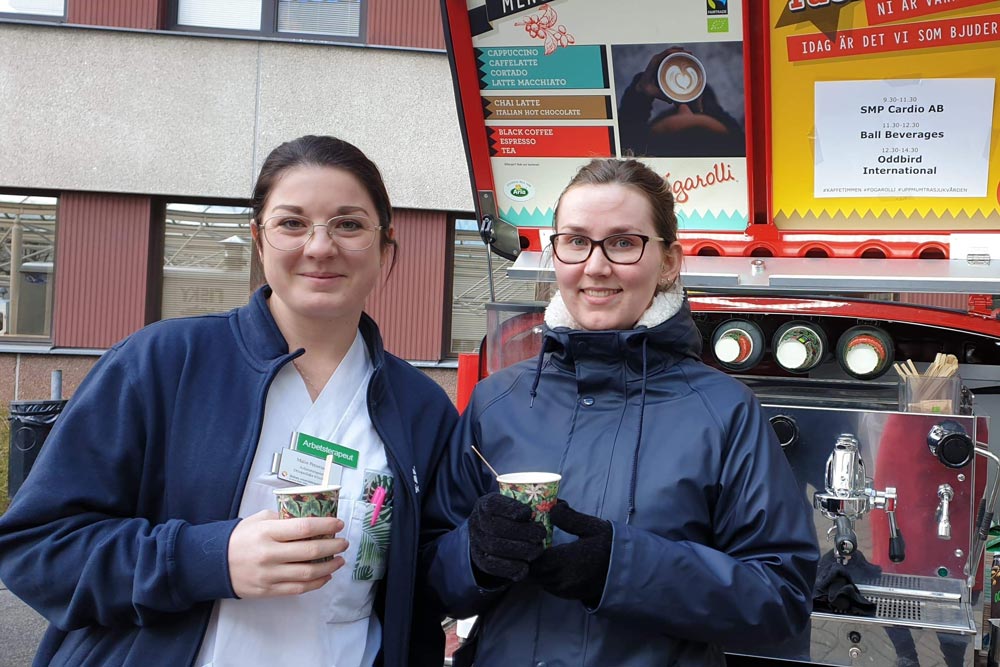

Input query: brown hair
[251,135,397,274]
[553,158,678,246]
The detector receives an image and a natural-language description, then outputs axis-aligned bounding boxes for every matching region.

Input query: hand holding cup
[227,508,348,599]
[468,492,547,586]
[528,499,612,605]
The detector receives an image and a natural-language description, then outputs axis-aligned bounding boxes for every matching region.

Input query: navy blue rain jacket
[422,301,819,666]
[0,286,458,667]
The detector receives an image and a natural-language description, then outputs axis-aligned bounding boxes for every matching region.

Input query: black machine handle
[834,516,857,559]
[887,511,905,563]
[975,499,993,544]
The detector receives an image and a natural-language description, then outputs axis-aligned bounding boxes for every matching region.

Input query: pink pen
[370,486,387,526]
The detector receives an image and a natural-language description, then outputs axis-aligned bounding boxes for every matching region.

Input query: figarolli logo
[505,179,535,202]
[664,162,736,204]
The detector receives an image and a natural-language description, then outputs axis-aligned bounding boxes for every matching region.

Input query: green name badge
[292,432,359,469]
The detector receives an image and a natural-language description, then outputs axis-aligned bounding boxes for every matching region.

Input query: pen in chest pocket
[370,486,387,526]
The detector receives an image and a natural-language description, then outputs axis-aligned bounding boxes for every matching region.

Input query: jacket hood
[542,297,704,377]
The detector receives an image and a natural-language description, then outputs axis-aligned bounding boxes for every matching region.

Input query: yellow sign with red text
[769,0,1000,229]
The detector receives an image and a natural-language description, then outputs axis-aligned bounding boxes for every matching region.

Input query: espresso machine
[739,382,997,667]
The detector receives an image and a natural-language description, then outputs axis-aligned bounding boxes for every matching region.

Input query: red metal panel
[53,193,154,349]
[689,296,1000,336]
[367,0,445,50]
[67,0,167,30]
[366,209,448,361]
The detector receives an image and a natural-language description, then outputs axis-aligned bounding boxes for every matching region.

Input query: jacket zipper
[367,361,418,665]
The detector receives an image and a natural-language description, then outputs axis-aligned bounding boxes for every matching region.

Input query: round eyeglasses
[258,215,382,252]
[550,233,663,265]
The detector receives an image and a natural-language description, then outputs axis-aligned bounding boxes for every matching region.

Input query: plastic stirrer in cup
[470,445,500,478]
[322,454,334,486]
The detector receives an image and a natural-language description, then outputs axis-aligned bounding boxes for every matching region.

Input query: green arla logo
[504,179,534,203]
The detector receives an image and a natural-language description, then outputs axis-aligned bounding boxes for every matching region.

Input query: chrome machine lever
[936,484,954,540]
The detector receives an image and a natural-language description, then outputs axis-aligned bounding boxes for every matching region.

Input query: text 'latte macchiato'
[657,52,707,104]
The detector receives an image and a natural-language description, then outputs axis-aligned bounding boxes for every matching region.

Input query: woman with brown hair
[0,135,457,667]
[423,157,817,666]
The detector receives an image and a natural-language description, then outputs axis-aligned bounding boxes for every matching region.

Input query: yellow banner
[769,0,1000,230]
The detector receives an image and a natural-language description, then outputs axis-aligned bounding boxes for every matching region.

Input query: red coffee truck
[440,1,1000,665]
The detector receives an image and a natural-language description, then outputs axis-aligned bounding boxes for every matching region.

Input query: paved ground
[0,580,46,667]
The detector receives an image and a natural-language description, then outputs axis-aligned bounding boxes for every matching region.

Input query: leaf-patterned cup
[496,473,561,547]
[273,484,341,562]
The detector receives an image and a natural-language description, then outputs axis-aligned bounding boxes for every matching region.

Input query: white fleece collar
[544,280,685,330]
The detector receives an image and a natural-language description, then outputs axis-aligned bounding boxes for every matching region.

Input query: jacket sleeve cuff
[428,520,506,617]
[169,518,242,606]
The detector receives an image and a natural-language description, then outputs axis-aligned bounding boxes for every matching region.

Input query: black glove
[813,549,878,616]
[468,492,547,586]
[528,500,612,606]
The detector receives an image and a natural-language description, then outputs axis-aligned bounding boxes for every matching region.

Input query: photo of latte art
[664,65,698,95]
[658,53,707,103]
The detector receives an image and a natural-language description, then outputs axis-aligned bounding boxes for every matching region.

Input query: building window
[0,0,63,18]
[0,195,57,339]
[161,204,253,320]
[174,0,364,41]
[277,0,359,37]
[177,0,262,31]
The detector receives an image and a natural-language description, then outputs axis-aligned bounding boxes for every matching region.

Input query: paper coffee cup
[273,484,342,519]
[657,52,707,104]
[273,484,341,562]
[496,472,561,547]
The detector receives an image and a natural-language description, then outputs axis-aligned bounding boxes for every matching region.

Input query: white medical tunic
[196,332,393,667]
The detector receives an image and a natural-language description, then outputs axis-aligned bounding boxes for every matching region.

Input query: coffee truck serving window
[451,219,536,355]
[160,204,253,321]
[0,195,57,339]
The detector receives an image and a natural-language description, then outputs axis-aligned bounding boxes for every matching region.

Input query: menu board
[769,0,1000,230]
[457,0,751,232]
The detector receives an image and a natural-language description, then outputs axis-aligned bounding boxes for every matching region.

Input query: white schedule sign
[813,79,994,199]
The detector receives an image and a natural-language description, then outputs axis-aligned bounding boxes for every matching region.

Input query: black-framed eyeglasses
[550,233,664,265]
[257,214,382,252]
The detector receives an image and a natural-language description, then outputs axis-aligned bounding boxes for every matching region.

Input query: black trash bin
[7,399,67,498]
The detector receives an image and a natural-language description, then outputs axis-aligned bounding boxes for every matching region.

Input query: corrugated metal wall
[899,293,969,311]
[367,0,445,50]
[67,0,167,30]
[53,193,155,348]
[366,209,449,360]
[65,0,444,48]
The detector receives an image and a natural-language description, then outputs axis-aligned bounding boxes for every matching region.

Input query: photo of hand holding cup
[614,41,747,158]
